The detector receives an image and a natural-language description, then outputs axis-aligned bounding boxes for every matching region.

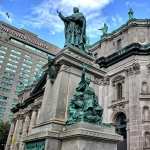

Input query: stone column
[10,119,19,150]
[22,114,30,136]
[15,118,24,150]
[5,121,15,150]
[19,114,30,150]
[126,63,141,150]
[28,109,37,134]
[102,76,110,123]
[36,108,40,124]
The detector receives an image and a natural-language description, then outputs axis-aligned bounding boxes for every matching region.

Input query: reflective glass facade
[0,21,58,121]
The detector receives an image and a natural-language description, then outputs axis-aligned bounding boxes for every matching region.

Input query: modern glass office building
[0,21,60,121]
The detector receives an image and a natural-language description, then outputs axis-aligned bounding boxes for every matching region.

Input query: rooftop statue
[99,23,108,38]
[128,8,134,20]
[67,65,103,125]
[57,7,86,51]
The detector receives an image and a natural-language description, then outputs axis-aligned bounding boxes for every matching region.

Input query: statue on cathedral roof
[99,23,108,38]
[128,8,134,20]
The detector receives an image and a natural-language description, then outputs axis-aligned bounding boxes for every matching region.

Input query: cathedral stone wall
[92,19,150,150]
[100,53,150,150]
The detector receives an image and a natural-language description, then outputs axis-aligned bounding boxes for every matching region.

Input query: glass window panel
[0,55,5,59]
[11,49,21,55]
[22,63,32,68]
[11,39,24,46]
[7,63,17,68]
[10,54,20,60]
[9,58,18,64]
[5,67,16,73]
[25,55,31,59]
[0,46,7,50]
[0,49,6,54]
[23,59,33,65]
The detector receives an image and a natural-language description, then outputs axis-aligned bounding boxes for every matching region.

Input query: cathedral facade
[93,19,150,150]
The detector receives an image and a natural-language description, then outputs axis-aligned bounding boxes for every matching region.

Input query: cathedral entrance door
[114,112,127,150]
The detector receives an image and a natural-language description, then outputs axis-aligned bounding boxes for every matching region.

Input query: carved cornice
[33,101,42,109]
[26,105,32,113]
[125,63,140,76]
[13,112,25,120]
[96,43,150,68]
[103,76,110,85]
[109,99,128,109]
[112,75,125,86]
[94,76,110,85]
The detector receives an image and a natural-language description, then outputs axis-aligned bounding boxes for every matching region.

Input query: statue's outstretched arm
[58,12,68,22]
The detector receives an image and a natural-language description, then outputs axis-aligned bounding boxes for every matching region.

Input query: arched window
[112,75,125,102]
[143,106,150,121]
[117,39,122,50]
[141,81,148,94]
[115,112,127,139]
[145,132,150,148]
[117,83,122,100]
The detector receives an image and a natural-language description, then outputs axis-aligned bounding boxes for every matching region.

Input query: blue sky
[0,0,150,48]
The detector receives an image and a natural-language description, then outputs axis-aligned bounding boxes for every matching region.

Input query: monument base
[22,47,122,150]
[24,123,122,150]
[61,123,122,150]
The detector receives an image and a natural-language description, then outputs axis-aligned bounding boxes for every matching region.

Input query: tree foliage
[0,120,10,150]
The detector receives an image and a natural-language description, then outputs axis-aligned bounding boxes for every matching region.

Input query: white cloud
[24,0,113,40]
[110,15,124,29]
[87,16,107,38]
[86,12,100,21]
[61,0,112,11]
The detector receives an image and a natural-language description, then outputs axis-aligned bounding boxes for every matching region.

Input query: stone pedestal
[61,123,122,150]
[28,110,37,134]
[25,123,122,150]
[36,46,105,129]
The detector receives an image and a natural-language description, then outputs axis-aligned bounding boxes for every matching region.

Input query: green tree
[0,120,10,150]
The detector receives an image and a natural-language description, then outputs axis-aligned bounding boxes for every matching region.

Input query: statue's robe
[76,69,87,92]
[59,12,86,50]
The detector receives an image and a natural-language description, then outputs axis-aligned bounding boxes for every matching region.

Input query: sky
[0,0,150,48]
